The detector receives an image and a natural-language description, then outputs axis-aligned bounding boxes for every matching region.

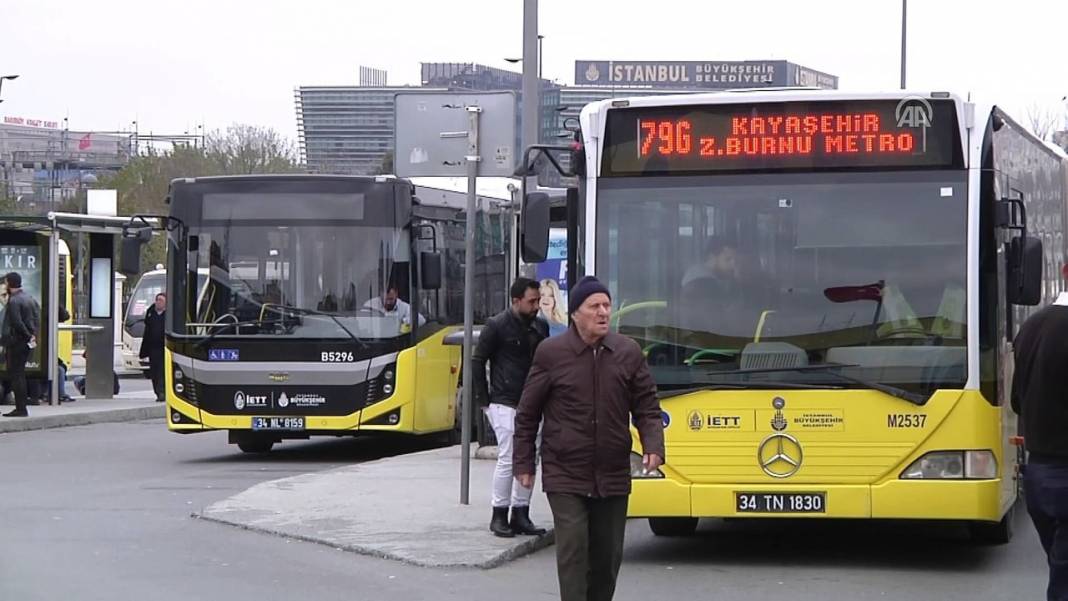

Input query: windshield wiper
[657,380,839,399]
[191,319,272,348]
[267,305,368,350]
[703,363,929,406]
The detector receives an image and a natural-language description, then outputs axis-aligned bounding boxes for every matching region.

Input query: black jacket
[471,309,548,408]
[139,305,165,358]
[1012,302,1068,460]
[1,290,38,347]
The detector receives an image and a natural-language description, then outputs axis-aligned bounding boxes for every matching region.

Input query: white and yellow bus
[523,89,1068,543]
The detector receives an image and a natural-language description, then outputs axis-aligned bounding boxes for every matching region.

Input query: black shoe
[155,396,165,403]
[509,506,547,536]
[490,506,515,538]
[3,410,29,417]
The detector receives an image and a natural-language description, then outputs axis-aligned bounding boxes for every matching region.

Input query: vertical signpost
[394,92,517,505]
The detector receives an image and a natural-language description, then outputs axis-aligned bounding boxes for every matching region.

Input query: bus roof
[581,89,966,115]
[168,174,408,187]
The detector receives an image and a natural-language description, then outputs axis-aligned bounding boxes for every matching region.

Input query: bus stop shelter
[1,212,157,403]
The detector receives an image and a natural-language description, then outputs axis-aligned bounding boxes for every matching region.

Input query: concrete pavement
[198,443,555,569]
[0,369,162,434]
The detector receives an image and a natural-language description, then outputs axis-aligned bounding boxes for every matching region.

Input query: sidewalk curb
[192,512,554,569]
[0,405,166,434]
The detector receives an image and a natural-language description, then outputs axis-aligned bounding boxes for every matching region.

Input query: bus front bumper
[629,477,1005,521]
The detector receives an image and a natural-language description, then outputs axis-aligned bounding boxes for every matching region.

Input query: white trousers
[485,403,537,508]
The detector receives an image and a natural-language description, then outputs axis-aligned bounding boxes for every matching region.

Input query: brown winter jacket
[513,327,665,497]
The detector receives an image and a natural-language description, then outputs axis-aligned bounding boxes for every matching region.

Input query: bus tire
[648,517,699,537]
[968,503,1014,545]
[237,440,274,454]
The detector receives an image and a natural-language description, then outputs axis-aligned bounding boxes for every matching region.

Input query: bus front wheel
[231,432,276,454]
[237,440,275,454]
[968,503,1015,545]
[648,517,699,537]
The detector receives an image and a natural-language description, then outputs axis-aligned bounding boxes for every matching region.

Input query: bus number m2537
[321,352,355,362]
[888,414,927,428]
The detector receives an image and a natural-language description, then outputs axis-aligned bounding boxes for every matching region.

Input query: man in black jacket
[1,272,38,417]
[1012,270,1068,601]
[140,292,166,402]
[472,277,548,537]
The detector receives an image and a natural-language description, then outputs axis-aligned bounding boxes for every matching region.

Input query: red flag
[78,133,91,150]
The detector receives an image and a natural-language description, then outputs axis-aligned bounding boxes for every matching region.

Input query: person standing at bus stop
[1012,266,1068,601]
[471,277,548,537]
[1,272,38,417]
[140,292,166,403]
[514,276,664,601]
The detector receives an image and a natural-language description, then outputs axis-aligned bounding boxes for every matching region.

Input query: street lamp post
[900,0,907,89]
[0,74,20,102]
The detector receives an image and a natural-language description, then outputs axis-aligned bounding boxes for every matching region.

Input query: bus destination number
[888,414,928,428]
[321,351,355,363]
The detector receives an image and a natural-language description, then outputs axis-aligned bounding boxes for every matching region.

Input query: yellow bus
[122,175,513,453]
[523,90,1068,543]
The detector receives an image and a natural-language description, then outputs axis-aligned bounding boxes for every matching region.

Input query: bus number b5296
[321,352,355,363]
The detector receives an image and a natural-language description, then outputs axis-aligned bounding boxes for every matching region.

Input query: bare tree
[206,125,301,174]
[1026,103,1060,141]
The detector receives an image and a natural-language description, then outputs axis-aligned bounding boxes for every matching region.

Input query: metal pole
[900,0,907,89]
[522,0,539,150]
[48,222,60,405]
[460,105,482,505]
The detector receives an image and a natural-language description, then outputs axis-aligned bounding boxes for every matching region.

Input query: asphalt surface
[0,419,1050,601]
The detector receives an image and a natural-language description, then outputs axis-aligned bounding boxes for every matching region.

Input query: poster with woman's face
[535,229,568,335]
[0,245,44,370]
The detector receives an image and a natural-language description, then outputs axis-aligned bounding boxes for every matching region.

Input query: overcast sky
[1,0,1065,143]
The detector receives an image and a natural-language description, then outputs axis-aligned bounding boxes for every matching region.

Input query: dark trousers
[1025,461,1068,601]
[5,342,30,413]
[147,350,164,400]
[546,493,629,601]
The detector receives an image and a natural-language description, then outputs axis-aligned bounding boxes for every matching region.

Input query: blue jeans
[1025,460,1068,601]
[58,363,69,399]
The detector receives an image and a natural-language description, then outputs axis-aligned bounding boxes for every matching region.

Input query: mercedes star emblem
[758,433,803,478]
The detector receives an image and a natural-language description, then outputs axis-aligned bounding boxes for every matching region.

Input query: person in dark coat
[514,276,665,601]
[1,272,39,417]
[472,277,548,537]
[1012,265,1068,601]
[139,292,166,402]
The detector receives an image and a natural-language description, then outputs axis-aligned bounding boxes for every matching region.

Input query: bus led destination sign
[602,99,962,175]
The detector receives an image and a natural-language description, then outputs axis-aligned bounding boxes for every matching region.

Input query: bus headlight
[630,452,664,479]
[901,451,997,480]
[174,368,184,381]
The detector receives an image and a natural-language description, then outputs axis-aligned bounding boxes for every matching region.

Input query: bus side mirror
[120,227,152,276]
[420,251,442,290]
[1008,236,1042,306]
[521,192,550,263]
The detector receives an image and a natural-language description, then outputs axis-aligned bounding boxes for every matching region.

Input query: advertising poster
[0,244,44,371]
[534,228,568,336]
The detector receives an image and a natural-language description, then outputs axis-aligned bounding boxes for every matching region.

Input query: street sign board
[394,91,517,177]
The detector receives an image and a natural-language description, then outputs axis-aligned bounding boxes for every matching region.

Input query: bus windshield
[597,171,968,395]
[190,223,414,340]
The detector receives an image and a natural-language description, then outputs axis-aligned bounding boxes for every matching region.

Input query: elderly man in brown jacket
[514,275,664,601]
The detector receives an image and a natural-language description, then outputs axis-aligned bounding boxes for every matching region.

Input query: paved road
[0,420,1049,600]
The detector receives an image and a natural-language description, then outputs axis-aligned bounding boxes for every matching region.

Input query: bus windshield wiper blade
[191,320,270,348]
[704,363,929,406]
[657,380,838,399]
[269,305,368,349]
